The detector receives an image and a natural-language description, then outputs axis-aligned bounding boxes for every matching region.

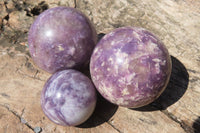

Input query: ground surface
[0,0,200,133]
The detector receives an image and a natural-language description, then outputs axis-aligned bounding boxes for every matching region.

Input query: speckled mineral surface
[28,7,97,73]
[90,27,172,108]
[41,69,97,126]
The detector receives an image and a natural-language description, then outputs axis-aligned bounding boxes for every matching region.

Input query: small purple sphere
[41,69,97,126]
[90,27,172,108]
[28,7,97,73]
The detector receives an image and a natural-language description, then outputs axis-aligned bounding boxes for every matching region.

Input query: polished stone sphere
[41,69,97,126]
[28,7,97,73]
[90,27,172,108]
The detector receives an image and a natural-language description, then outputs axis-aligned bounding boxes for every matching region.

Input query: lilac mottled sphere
[41,69,97,126]
[90,27,172,108]
[28,7,97,73]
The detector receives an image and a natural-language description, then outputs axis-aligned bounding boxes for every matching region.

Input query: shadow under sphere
[77,92,118,128]
[133,56,189,111]
[77,33,118,128]
[193,117,200,133]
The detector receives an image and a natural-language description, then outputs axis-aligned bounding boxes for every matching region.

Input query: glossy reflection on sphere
[41,69,97,126]
[90,27,172,108]
[28,7,97,73]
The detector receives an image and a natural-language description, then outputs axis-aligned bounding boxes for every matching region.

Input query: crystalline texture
[90,27,172,108]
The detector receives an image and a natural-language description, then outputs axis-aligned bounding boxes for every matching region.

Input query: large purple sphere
[41,69,97,126]
[90,27,172,108]
[28,7,97,73]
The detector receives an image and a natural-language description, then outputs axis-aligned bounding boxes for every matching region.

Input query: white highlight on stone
[115,49,128,64]
[111,41,115,45]
[118,77,126,84]
[130,96,136,101]
[152,58,161,62]
[135,82,139,89]
[146,83,153,90]
[56,92,61,99]
[116,57,123,64]
[160,60,166,65]
[68,47,75,55]
[94,47,99,53]
[108,57,113,64]
[155,62,160,74]
[125,73,136,84]
[132,31,141,41]
[147,42,159,53]
[116,98,125,105]
[122,88,130,96]
[101,62,105,66]
[137,44,143,50]
[45,30,53,37]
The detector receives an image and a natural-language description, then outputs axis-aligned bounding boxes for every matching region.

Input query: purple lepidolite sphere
[41,69,97,126]
[90,27,172,108]
[28,7,97,73]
